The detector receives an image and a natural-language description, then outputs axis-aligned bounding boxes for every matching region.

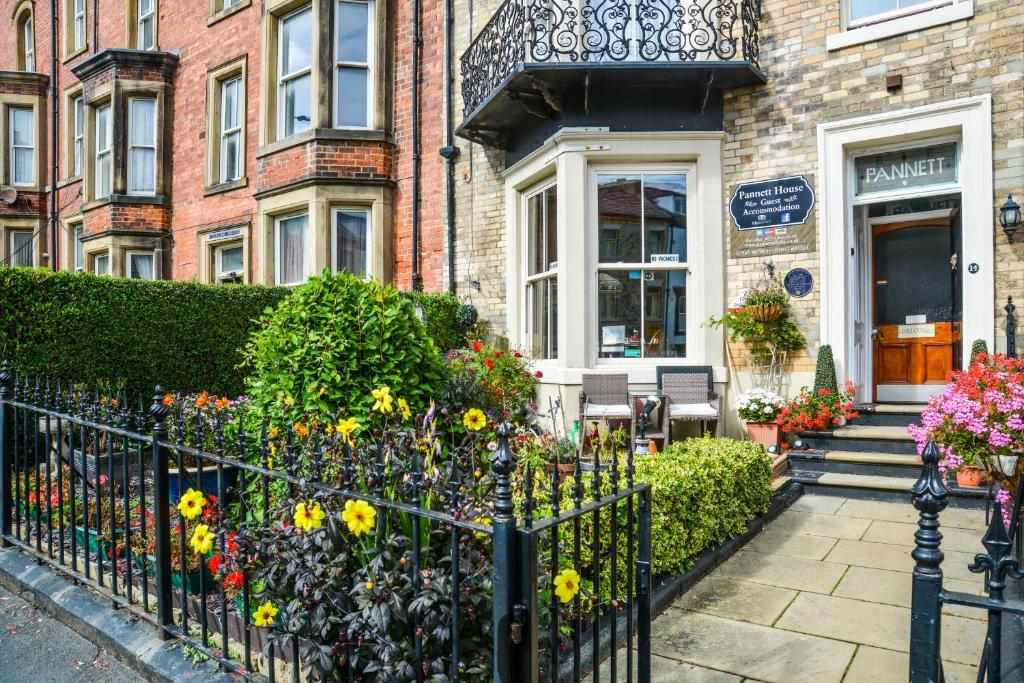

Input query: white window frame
[846,0,951,29]
[137,0,156,50]
[127,97,158,196]
[73,0,87,50]
[126,250,156,279]
[849,135,963,205]
[333,0,374,130]
[590,163,693,365]
[214,242,245,283]
[23,14,35,71]
[9,107,35,187]
[274,212,310,286]
[522,180,558,360]
[829,0,973,50]
[95,103,113,199]
[7,229,34,267]
[329,206,372,277]
[93,252,110,276]
[72,95,84,177]
[277,6,313,140]
[72,224,84,271]
[220,76,243,183]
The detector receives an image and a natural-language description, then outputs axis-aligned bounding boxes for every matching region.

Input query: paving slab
[715,550,849,594]
[824,539,981,580]
[653,609,855,683]
[599,649,742,682]
[835,498,986,530]
[844,646,978,683]
[774,592,985,666]
[832,565,985,620]
[744,525,839,560]
[766,509,872,540]
[673,576,798,626]
[862,519,985,554]
[788,495,845,515]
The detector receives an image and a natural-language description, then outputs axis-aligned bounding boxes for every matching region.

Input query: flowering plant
[908,353,1024,482]
[735,389,785,423]
[444,340,539,421]
[777,382,858,435]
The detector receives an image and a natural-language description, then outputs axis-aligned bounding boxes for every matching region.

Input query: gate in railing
[0,360,651,682]
[910,441,1024,682]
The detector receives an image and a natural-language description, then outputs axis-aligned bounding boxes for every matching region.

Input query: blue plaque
[784,268,813,298]
[730,175,815,231]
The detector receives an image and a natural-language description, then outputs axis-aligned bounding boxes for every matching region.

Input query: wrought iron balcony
[458,0,764,149]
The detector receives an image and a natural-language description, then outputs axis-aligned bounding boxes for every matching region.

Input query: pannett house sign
[729,175,817,259]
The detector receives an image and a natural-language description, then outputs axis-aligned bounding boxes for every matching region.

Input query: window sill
[203,177,248,197]
[57,175,82,189]
[256,128,393,159]
[827,1,973,51]
[207,0,251,26]
[81,194,168,211]
[62,46,89,65]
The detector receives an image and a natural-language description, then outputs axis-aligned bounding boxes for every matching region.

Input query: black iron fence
[460,0,761,115]
[910,441,1024,682]
[0,361,652,682]
[1007,296,1017,359]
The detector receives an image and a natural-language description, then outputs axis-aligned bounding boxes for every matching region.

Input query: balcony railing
[461,0,761,116]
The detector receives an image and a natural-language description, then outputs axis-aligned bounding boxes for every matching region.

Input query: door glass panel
[874,226,953,325]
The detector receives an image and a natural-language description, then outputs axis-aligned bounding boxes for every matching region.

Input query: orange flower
[293,422,309,438]
[215,397,230,410]
[162,393,174,405]
[195,391,210,408]
[269,427,280,438]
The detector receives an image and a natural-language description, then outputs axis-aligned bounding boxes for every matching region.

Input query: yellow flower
[252,601,278,627]
[341,499,377,537]
[554,568,581,604]
[398,398,411,421]
[279,392,295,407]
[463,408,486,431]
[371,386,394,414]
[190,524,214,555]
[474,516,492,540]
[294,502,326,532]
[336,417,360,446]
[176,488,206,520]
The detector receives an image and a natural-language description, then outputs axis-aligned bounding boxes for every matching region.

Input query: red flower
[208,553,223,574]
[485,358,495,370]
[27,492,38,505]
[471,341,483,353]
[494,351,502,359]
[226,532,239,555]
[535,371,543,378]
[223,571,244,590]
[514,351,522,358]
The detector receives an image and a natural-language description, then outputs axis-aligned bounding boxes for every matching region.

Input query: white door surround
[816,95,993,401]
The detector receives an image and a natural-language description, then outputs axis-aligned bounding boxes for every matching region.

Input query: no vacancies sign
[729,175,817,259]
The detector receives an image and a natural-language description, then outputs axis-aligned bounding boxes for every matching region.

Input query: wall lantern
[1000,195,1021,242]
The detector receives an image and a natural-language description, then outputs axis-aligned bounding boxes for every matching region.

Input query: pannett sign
[729,175,815,231]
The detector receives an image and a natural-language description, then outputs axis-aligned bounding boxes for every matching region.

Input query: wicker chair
[579,373,632,425]
[660,368,722,441]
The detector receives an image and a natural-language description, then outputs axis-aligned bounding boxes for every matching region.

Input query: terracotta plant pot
[746,421,781,451]
[745,304,785,323]
[955,466,985,488]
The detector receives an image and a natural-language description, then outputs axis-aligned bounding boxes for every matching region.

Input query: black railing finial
[1006,296,1017,359]
[490,422,517,520]
[149,385,170,428]
[909,440,949,681]
[0,360,11,393]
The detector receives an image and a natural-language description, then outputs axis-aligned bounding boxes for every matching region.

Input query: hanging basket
[745,304,785,323]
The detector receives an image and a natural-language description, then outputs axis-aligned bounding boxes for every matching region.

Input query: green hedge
[0,267,288,396]
[405,290,466,352]
[635,437,772,575]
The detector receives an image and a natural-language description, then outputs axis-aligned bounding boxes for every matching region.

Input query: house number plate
[897,324,936,339]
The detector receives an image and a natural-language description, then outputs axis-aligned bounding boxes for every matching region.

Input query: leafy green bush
[814,344,840,396]
[0,267,287,395]
[405,290,467,352]
[243,271,446,428]
[970,339,988,363]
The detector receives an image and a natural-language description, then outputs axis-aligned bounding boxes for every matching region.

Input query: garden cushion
[583,404,632,419]
[669,402,718,418]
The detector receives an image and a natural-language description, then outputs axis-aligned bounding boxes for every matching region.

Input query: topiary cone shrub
[970,339,988,364]
[243,271,446,429]
[813,344,840,396]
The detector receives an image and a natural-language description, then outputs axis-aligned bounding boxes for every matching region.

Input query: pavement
[615,495,990,682]
[0,584,138,682]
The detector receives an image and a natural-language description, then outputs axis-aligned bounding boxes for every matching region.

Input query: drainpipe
[439,0,460,294]
[48,0,59,271]
[92,0,98,52]
[410,0,423,291]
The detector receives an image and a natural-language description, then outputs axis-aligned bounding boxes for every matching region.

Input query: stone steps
[789,450,923,479]
[798,424,919,455]
[851,403,923,428]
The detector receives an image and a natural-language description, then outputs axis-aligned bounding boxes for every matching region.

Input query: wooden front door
[872,214,962,402]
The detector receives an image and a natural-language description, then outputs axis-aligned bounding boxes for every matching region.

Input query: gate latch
[510,604,527,645]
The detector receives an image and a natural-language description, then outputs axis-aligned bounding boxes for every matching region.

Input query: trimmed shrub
[813,344,840,396]
[405,290,467,352]
[243,271,446,428]
[0,267,287,396]
[970,339,988,363]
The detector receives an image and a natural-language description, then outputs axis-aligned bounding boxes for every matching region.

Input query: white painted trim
[531,361,729,386]
[817,95,993,399]
[827,0,974,51]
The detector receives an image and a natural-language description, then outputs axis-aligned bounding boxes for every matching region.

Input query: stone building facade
[0,0,447,289]
[449,0,1024,432]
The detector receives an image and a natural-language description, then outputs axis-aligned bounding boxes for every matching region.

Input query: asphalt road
[0,586,141,682]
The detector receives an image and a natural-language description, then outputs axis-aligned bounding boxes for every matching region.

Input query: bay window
[93,253,110,275]
[95,103,113,198]
[8,230,34,267]
[9,108,35,186]
[276,213,308,285]
[220,76,243,183]
[127,251,155,279]
[334,0,373,128]
[278,7,313,138]
[331,208,369,275]
[595,171,689,360]
[524,184,557,359]
[128,98,157,195]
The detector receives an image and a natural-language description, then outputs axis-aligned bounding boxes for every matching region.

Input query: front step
[799,424,919,455]
[789,470,987,507]
[789,450,923,478]
[851,403,924,428]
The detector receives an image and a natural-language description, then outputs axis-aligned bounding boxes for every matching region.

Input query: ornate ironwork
[461,0,761,115]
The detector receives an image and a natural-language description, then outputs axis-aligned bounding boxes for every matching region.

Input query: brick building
[450,0,1024,433]
[0,0,448,289]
